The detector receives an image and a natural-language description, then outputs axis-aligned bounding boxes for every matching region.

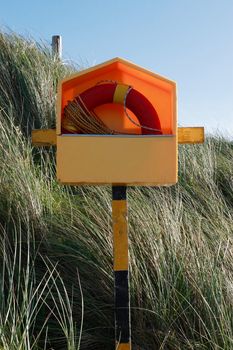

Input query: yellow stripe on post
[116,343,131,350]
[112,199,128,271]
[113,84,130,105]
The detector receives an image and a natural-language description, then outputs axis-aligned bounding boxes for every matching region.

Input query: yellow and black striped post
[112,186,131,350]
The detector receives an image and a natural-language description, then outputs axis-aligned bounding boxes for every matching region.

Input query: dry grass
[0,31,232,349]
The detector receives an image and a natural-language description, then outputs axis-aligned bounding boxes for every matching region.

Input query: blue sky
[1,0,233,136]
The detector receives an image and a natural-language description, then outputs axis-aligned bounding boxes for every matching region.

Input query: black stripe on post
[114,270,130,343]
[112,186,127,200]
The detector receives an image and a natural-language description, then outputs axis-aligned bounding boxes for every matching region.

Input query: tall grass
[0,31,232,349]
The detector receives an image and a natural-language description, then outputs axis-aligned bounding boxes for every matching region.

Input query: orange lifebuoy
[63,82,162,135]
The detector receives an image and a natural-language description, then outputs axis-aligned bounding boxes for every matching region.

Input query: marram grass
[0,31,233,349]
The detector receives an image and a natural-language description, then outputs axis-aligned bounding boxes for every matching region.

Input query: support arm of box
[31,127,204,146]
[32,129,57,146]
[178,127,204,144]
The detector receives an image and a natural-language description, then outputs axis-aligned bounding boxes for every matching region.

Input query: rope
[63,98,112,134]
[96,81,161,133]
[63,97,124,134]
[123,87,161,133]
[62,81,161,134]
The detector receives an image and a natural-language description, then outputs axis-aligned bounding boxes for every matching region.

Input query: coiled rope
[62,81,160,134]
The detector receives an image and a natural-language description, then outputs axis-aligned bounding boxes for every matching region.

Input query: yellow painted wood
[31,127,204,147]
[116,343,131,350]
[32,129,56,146]
[56,80,62,135]
[112,200,128,271]
[113,84,130,105]
[57,135,177,186]
[178,127,204,144]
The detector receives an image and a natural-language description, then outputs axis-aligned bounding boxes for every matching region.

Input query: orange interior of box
[57,59,176,135]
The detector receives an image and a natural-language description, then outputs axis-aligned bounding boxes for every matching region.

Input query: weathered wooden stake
[112,186,131,350]
[52,35,62,58]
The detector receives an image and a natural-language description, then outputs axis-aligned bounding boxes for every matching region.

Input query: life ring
[63,82,162,135]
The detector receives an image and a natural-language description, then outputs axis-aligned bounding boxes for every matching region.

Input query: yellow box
[57,135,177,186]
[56,57,177,186]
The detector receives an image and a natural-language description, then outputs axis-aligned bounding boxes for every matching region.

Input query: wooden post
[112,186,131,350]
[52,35,62,58]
